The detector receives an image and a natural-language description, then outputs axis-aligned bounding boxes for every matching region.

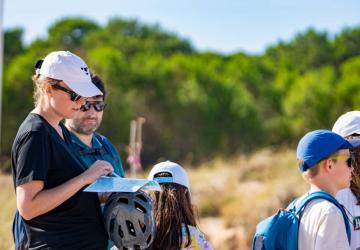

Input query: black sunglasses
[329,155,352,168]
[347,157,352,168]
[80,101,107,112]
[52,84,82,102]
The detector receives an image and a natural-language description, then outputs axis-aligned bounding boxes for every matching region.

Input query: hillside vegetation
[1,17,360,169]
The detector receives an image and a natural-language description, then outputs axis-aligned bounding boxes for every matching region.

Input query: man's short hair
[91,73,106,99]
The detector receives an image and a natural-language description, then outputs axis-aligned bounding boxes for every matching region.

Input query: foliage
[2,17,360,169]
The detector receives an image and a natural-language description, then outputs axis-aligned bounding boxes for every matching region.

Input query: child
[333,111,360,250]
[148,161,213,250]
[296,129,353,250]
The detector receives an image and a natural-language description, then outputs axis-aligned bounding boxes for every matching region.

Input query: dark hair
[90,72,107,99]
[151,172,197,250]
[347,135,360,205]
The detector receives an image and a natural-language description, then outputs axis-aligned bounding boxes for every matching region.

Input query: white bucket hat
[147,161,190,189]
[38,51,102,97]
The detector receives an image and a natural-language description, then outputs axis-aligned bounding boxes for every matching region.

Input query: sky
[2,0,360,54]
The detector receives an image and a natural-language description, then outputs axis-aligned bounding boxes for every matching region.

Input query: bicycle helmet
[104,191,156,249]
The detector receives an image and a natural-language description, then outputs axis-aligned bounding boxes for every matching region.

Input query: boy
[296,129,353,250]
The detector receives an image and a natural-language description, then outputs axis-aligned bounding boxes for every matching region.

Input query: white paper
[83,176,161,192]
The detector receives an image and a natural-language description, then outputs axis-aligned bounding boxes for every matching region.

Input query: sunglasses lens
[347,157,352,168]
[80,103,90,111]
[94,102,106,111]
[80,102,105,112]
[71,94,81,102]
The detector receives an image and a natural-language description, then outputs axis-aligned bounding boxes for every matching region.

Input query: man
[64,73,125,178]
[296,129,352,250]
[333,111,360,250]
[13,72,125,250]
[65,73,125,250]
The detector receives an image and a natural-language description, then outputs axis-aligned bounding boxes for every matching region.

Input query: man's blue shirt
[69,131,125,177]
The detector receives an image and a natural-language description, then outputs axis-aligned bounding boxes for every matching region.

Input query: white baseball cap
[147,161,190,189]
[332,111,360,147]
[39,51,102,97]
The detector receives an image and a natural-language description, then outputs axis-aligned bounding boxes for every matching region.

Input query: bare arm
[17,160,113,220]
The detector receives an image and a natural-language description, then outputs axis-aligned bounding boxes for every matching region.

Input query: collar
[69,131,102,150]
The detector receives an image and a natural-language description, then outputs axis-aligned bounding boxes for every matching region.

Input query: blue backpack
[252,191,351,250]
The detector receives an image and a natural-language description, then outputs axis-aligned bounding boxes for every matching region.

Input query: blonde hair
[32,74,61,106]
[302,164,320,180]
[301,151,341,181]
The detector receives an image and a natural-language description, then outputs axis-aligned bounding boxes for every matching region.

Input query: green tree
[333,27,360,64]
[86,47,133,150]
[4,28,24,65]
[283,66,337,137]
[84,18,193,58]
[265,29,333,73]
[2,51,41,153]
[334,56,360,112]
[47,17,99,51]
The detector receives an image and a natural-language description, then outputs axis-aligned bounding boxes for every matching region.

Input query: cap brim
[348,138,360,148]
[66,80,103,97]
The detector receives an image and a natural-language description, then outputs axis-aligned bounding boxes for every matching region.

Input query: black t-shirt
[11,113,107,250]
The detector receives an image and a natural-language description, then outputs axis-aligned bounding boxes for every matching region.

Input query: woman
[333,111,360,250]
[11,51,114,249]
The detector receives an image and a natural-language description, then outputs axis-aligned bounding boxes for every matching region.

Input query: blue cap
[296,129,353,172]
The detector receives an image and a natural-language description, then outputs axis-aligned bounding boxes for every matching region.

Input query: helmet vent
[136,194,148,202]
[126,220,136,236]
[146,234,152,244]
[135,202,146,213]
[138,220,146,233]
[118,225,124,238]
[117,198,129,204]
[109,218,115,233]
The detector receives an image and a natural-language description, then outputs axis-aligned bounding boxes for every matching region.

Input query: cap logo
[81,67,89,75]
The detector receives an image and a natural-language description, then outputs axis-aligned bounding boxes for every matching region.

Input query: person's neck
[309,182,337,197]
[66,125,93,147]
[32,106,62,129]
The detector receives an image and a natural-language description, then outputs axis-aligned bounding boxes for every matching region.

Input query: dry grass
[0,175,16,250]
[188,148,308,250]
[1,148,308,250]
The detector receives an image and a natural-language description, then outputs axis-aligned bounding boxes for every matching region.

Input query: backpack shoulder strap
[295,191,351,243]
[94,132,117,159]
[286,198,299,211]
[94,132,124,176]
